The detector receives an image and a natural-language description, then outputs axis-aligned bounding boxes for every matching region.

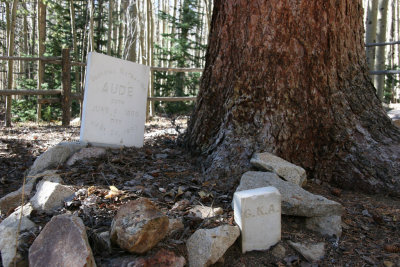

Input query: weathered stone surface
[233,187,281,253]
[288,241,325,262]
[305,215,342,237]
[30,181,75,212]
[0,204,35,267]
[139,249,185,267]
[251,152,307,186]
[29,214,96,267]
[66,147,106,166]
[394,119,400,128]
[28,141,86,176]
[104,249,185,267]
[189,205,223,219]
[186,225,240,267]
[0,170,61,215]
[168,217,184,236]
[110,198,169,253]
[236,172,343,217]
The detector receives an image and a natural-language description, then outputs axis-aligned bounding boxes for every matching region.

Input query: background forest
[0,0,399,122]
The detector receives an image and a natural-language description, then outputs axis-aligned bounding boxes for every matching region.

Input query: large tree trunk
[185,0,400,196]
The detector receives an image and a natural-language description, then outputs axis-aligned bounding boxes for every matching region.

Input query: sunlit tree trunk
[375,0,389,100]
[36,0,46,122]
[186,0,400,196]
[70,0,80,92]
[88,0,95,52]
[365,0,378,74]
[5,0,19,127]
[107,0,113,55]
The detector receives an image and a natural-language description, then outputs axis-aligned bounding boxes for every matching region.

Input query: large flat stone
[0,170,62,215]
[236,172,343,217]
[66,147,106,166]
[233,187,281,253]
[30,181,75,212]
[29,214,96,267]
[186,225,240,267]
[28,141,86,176]
[189,205,223,219]
[305,215,342,237]
[110,198,169,253]
[251,153,307,186]
[288,241,325,263]
[0,204,36,267]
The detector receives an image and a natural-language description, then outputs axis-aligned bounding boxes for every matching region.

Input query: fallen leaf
[105,185,122,199]
[198,190,213,200]
[87,186,96,196]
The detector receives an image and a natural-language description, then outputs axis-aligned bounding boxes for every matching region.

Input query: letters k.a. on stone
[233,186,281,253]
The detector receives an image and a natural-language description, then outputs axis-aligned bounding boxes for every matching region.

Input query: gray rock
[29,214,96,267]
[110,198,169,253]
[28,141,86,176]
[66,147,106,166]
[30,181,75,212]
[251,152,307,186]
[186,225,240,267]
[0,204,36,267]
[288,241,325,262]
[0,170,62,215]
[305,215,342,237]
[236,172,343,217]
[189,205,223,219]
[271,243,286,259]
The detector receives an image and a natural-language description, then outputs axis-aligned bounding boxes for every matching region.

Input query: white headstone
[80,52,149,147]
[233,186,281,253]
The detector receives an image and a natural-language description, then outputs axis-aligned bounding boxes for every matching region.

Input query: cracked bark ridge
[185,0,400,196]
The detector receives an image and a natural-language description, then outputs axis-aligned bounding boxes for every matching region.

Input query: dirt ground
[0,105,399,266]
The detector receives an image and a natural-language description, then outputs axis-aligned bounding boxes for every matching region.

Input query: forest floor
[0,105,400,266]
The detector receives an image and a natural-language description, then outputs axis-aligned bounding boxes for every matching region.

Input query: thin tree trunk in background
[138,0,146,64]
[22,2,29,79]
[375,0,389,101]
[6,0,19,127]
[146,0,155,117]
[70,0,80,93]
[366,0,378,75]
[88,0,95,52]
[117,0,124,57]
[37,0,46,122]
[186,0,400,196]
[97,0,104,51]
[107,0,113,55]
[168,0,178,68]
[112,0,118,54]
[30,0,37,79]
[124,0,138,61]
[389,0,396,102]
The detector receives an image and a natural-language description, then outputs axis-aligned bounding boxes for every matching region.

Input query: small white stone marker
[80,52,150,148]
[233,186,281,253]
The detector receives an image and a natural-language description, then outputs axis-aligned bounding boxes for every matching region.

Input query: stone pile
[0,142,190,267]
[0,141,342,266]
[238,152,344,237]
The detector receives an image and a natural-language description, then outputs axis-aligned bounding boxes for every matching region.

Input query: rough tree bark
[185,0,400,196]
